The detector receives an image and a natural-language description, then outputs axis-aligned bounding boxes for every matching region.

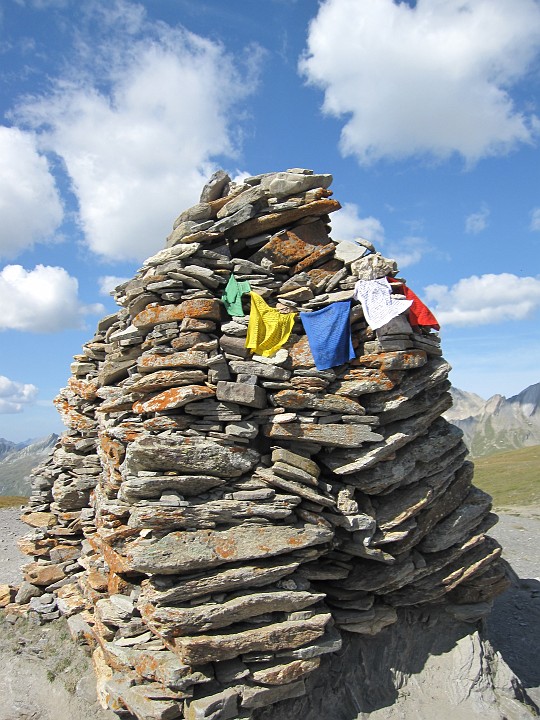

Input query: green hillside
[0,495,27,509]
[472,444,540,509]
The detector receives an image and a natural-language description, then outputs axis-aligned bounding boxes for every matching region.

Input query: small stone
[0,584,16,607]
[216,381,267,409]
[241,679,307,709]
[185,688,239,720]
[14,581,42,604]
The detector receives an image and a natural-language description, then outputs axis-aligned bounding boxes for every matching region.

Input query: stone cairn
[2,169,511,720]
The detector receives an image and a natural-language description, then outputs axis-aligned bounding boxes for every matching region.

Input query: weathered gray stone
[257,468,335,508]
[272,461,319,487]
[127,497,299,530]
[225,421,258,439]
[199,170,231,202]
[119,474,225,503]
[348,418,464,494]
[338,605,398,635]
[320,393,452,474]
[185,688,239,720]
[419,487,493,553]
[260,171,332,198]
[140,559,301,606]
[170,612,331,664]
[350,252,398,280]
[213,203,257,233]
[374,447,468,529]
[117,524,333,575]
[216,381,267,409]
[217,185,267,218]
[219,334,251,358]
[14,581,43,605]
[264,422,383,448]
[241,679,307,708]
[270,447,320,477]
[124,435,260,478]
[333,240,369,264]
[271,389,366,415]
[140,590,325,636]
[229,361,291,381]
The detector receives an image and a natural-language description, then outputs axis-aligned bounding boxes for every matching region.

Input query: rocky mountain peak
[447,382,540,456]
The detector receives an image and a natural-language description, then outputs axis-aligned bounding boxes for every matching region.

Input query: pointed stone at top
[199,169,231,202]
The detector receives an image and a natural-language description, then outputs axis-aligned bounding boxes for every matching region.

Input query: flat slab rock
[140,589,325,636]
[124,435,260,477]
[108,523,333,575]
[169,612,332,664]
[264,422,383,448]
[118,474,226,503]
[132,298,221,331]
[140,558,301,606]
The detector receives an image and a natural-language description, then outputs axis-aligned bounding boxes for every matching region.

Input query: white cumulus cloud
[465,205,490,234]
[530,207,540,231]
[388,236,431,269]
[13,1,260,261]
[330,202,384,244]
[0,264,104,332]
[0,126,63,259]
[0,375,38,414]
[300,0,540,165]
[98,275,130,296]
[424,273,540,326]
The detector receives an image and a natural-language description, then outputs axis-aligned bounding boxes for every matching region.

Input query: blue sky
[1,0,540,442]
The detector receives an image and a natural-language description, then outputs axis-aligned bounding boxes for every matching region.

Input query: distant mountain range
[0,434,58,496]
[445,382,540,457]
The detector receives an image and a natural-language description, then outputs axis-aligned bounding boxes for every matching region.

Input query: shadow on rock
[253,607,538,720]
[486,565,540,692]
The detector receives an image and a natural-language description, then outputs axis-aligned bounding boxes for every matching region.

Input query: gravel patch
[0,506,28,585]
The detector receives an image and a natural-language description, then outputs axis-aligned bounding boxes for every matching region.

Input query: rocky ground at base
[1,504,539,719]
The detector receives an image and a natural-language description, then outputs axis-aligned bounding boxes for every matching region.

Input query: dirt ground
[1,505,539,718]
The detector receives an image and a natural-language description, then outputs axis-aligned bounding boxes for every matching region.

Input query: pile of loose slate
[7,169,510,720]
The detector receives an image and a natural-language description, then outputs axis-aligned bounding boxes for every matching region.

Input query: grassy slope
[0,496,27,509]
[472,444,540,509]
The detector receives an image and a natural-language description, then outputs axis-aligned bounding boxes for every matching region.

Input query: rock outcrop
[2,169,523,719]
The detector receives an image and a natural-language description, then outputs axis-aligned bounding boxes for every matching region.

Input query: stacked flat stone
[10,326,108,621]
[12,168,510,720]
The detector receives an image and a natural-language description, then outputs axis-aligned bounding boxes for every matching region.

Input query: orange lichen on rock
[133,298,221,331]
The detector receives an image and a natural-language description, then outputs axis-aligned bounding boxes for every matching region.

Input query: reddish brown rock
[23,562,66,586]
[333,369,401,396]
[21,511,56,529]
[133,298,221,331]
[293,243,336,273]
[289,335,316,368]
[0,585,15,607]
[356,350,428,371]
[251,228,331,269]
[250,657,321,686]
[133,385,215,414]
[138,351,209,372]
[233,199,341,239]
[68,377,99,400]
[129,370,206,393]
[53,398,96,431]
